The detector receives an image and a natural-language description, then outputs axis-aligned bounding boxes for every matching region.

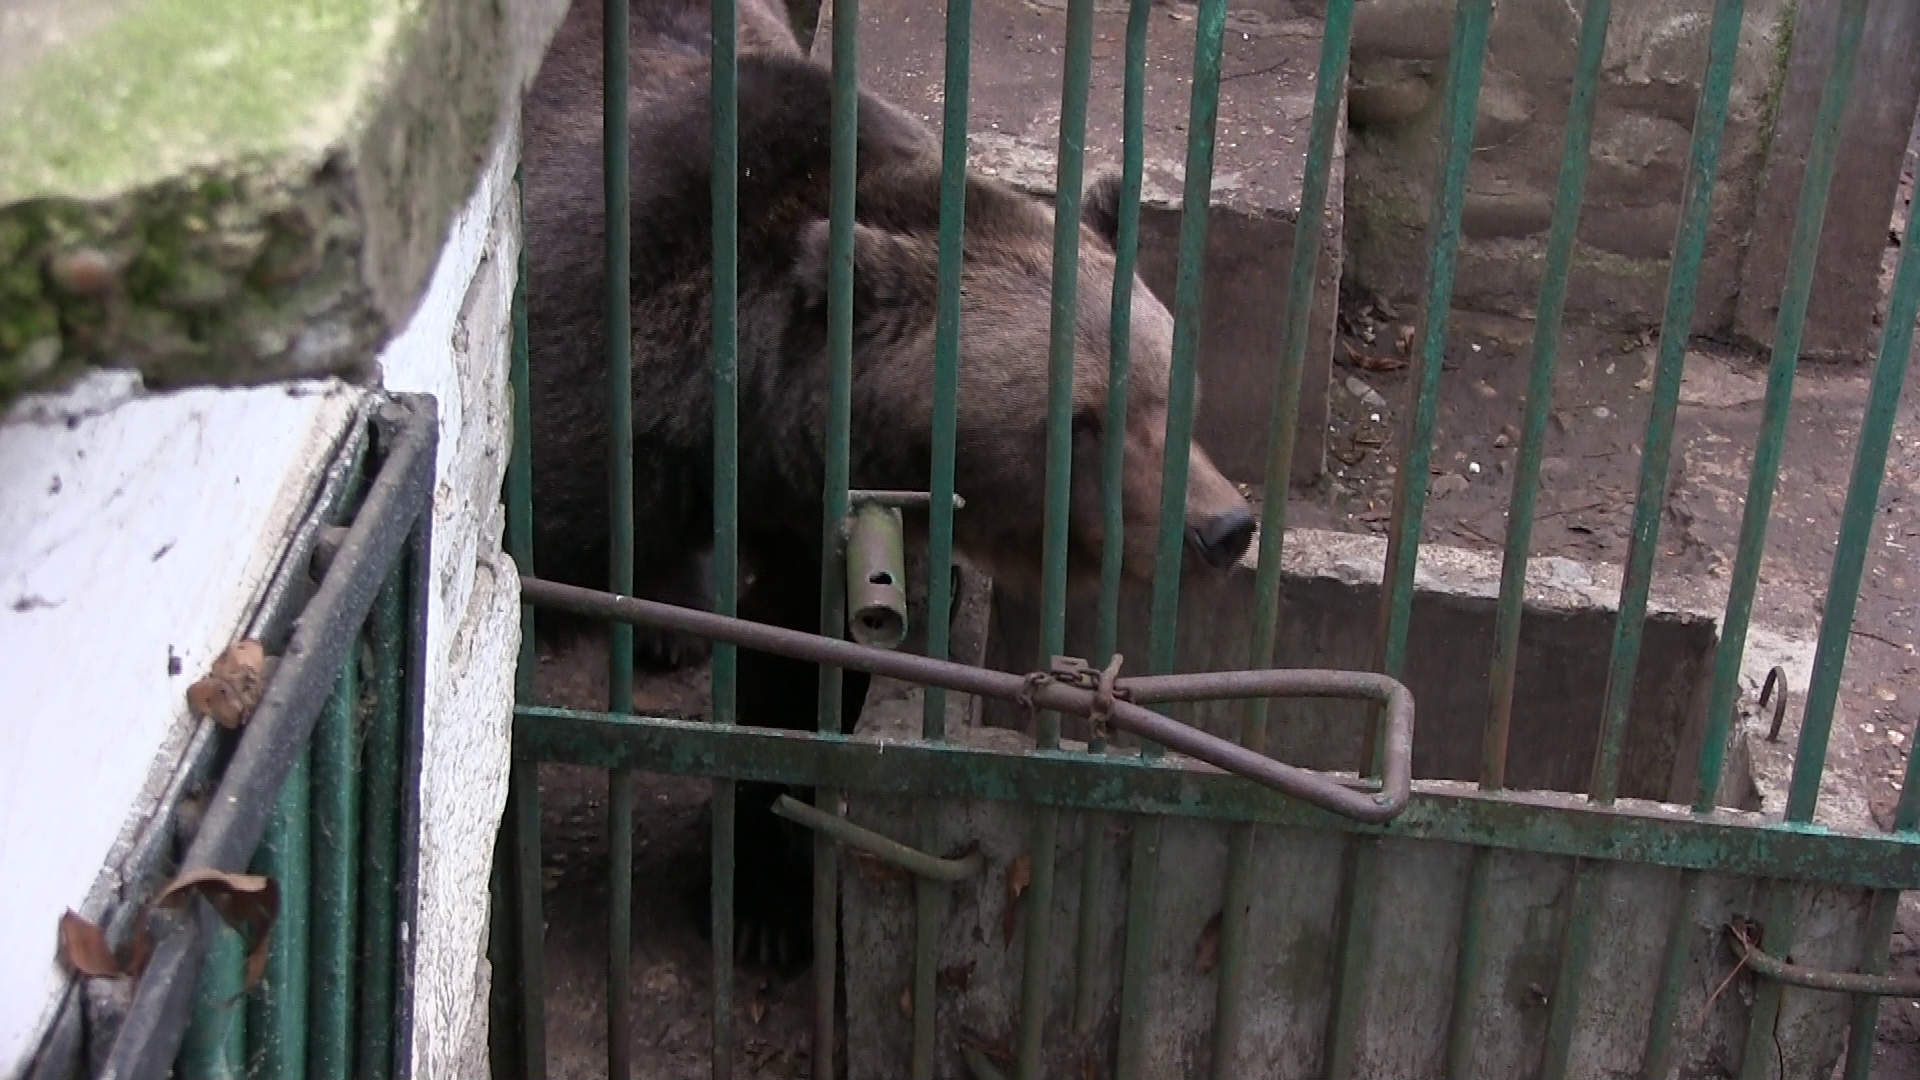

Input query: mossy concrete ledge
[0,0,568,404]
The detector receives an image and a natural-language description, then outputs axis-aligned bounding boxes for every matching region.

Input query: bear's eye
[1071,410,1102,439]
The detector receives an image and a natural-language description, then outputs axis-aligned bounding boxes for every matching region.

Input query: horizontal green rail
[516,707,1920,891]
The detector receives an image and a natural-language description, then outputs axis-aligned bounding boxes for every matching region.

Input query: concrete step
[819,0,1343,487]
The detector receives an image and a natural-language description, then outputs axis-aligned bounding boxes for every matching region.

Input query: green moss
[0,0,405,205]
[1754,0,1797,169]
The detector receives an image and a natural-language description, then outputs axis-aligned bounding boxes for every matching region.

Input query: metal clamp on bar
[772,795,984,881]
[846,502,909,649]
[1727,919,1920,998]
[518,577,1416,823]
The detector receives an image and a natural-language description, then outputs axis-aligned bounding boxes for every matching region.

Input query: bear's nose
[1188,507,1257,568]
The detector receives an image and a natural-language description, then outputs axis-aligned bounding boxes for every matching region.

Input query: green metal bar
[178,917,247,1080]
[1787,170,1920,825]
[248,746,310,1080]
[602,0,637,1073]
[1636,871,1703,1080]
[1035,0,1095,747]
[356,573,405,1080]
[1736,883,1801,1080]
[1486,0,1609,796]
[1118,3,1227,1072]
[1320,840,1380,1080]
[504,208,548,1080]
[1112,818,1162,1080]
[1696,0,1868,810]
[1373,0,1490,681]
[1212,3,1353,1071]
[514,706,1920,890]
[1144,0,1226,684]
[922,0,972,742]
[911,806,942,1079]
[1446,6,1608,1075]
[1589,0,1745,806]
[1070,0,1147,1034]
[1016,0,1095,1071]
[308,660,359,1078]
[1843,727,1920,1077]
[710,1,740,1075]
[1329,7,1490,1076]
[811,6,860,1075]
[1536,4,1746,1072]
[1539,861,1604,1080]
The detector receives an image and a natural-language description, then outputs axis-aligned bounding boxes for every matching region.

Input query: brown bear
[521,0,1256,966]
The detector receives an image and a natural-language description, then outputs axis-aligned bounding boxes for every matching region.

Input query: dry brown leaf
[59,911,120,977]
[1002,853,1033,945]
[186,640,270,729]
[1355,351,1409,373]
[748,998,766,1025]
[1194,912,1223,975]
[899,987,913,1019]
[155,869,280,990]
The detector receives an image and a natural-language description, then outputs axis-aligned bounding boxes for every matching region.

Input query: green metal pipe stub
[846,502,908,649]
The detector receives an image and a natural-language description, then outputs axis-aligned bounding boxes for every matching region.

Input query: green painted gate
[490,0,1920,1077]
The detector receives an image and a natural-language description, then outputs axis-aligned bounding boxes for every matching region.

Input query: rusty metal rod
[1728,921,1920,997]
[519,576,1415,823]
[772,795,984,881]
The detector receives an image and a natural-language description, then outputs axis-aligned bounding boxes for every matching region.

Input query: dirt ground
[520,121,1920,1080]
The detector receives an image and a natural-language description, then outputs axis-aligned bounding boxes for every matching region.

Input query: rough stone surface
[1341,0,1796,335]
[842,0,1343,486]
[0,0,569,403]
[1733,0,1920,363]
[375,123,525,1080]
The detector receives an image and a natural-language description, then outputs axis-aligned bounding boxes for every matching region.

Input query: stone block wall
[1336,0,1797,335]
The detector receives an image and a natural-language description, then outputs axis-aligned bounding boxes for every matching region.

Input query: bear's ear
[1082,169,1125,251]
[792,218,928,310]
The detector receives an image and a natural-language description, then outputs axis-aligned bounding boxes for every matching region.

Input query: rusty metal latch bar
[519,576,1415,824]
[772,795,984,881]
[1727,919,1920,997]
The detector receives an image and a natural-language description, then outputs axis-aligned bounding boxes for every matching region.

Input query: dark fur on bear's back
[526,16,1061,605]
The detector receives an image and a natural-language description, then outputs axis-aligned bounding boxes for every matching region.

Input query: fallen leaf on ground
[1002,852,1033,945]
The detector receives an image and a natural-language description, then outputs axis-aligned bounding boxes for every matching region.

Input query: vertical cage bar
[922,0,971,742]
[1538,4,1745,1072]
[248,747,311,1080]
[709,0,740,1074]
[1018,0,1096,1072]
[1785,168,1920,826]
[1373,0,1490,680]
[1637,872,1703,1080]
[602,0,637,1072]
[1587,0,1745,807]
[1211,2,1354,1073]
[1326,7,1489,1077]
[1069,0,1148,1037]
[1695,0,1868,808]
[913,0,971,1069]
[813,3,862,1074]
[504,218,549,1080]
[1842,726,1920,1080]
[356,573,405,1080]
[1117,4,1228,1076]
[308,658,360,1077]
[1446,4,1608,1075]
[1737,113,1920,1080]
[178,917,247,1080]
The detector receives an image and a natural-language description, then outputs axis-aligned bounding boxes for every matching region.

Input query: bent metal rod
[519,575,1414,824]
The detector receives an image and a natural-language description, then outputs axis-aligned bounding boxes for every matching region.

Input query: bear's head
[792,167,1257,597]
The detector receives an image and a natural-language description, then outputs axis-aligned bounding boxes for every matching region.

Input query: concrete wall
[1338,0,1798,336]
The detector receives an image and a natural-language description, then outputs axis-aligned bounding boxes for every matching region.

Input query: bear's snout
[1187,507,1257,569]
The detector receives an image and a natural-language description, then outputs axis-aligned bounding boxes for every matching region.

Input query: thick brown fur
[521,0,1252,966]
